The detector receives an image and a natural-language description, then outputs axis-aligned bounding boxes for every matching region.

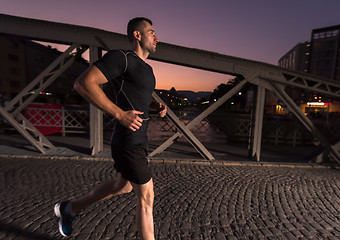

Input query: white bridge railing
[9,104,339,146]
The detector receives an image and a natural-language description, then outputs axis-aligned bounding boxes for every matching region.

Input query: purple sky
[1,0,340,91]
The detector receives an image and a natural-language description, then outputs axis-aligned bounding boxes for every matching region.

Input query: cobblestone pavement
[0,157,340,240]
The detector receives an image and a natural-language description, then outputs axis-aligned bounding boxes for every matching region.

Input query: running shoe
[54,201,75,237]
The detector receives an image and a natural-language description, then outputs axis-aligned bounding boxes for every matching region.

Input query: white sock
[65,201,77,217]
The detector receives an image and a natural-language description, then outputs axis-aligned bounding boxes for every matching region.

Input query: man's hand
[117,110,144,131]
[156,103,167,117]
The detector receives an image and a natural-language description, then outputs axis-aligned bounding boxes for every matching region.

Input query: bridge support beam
[89,46,103,156]
[251,86,265,162]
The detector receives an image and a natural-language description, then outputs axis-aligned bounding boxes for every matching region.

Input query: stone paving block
[226,235,238,240]
[320,221,334,230]
[180,221,191,230]
[328,236,340,240]
[251,229,265,239]
[219,220,230,228]
[283,231,296,239]
[215,231,227,240]
[283,222,295,231]
[300,228,315,238]
[159,221,170,236]
[247,222,258,230]
[269,226,281,236]
[292,221,305,230]
[291,229,304,238]
[260,228,273,238]
[263,219,276,228]
[318,228,334,237]
[310,221,324,231]
[303,222,318,234]
[242,228,253,237]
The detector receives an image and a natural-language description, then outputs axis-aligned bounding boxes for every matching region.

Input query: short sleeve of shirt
[93,50,126,81]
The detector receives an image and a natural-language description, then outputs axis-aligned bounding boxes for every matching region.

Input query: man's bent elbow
[73,78,80,92]
[73,75,86,94]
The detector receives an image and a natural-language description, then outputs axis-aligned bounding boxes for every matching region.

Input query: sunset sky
[1,0,340,92]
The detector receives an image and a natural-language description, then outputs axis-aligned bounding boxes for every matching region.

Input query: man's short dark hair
[127,17,153,43]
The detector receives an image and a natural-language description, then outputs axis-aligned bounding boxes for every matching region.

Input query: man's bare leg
[131,178,155,240]
[71,173,133,214]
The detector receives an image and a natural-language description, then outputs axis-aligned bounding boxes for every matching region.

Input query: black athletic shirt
[93,50,156,145]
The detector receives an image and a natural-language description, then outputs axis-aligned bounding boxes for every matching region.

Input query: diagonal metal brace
[0,107,55,153]
[266,81,340,163]
[152,92,215,160]
[149,80,247,158]
[6,44,87,116]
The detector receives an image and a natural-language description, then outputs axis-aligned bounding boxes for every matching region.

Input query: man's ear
[133,31,141,41]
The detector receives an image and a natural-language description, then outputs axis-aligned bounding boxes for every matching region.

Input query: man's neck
[132,47,149,62]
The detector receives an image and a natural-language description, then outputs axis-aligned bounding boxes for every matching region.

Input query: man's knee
[138,183,154,208]
[121,184,133,194]
[114,174,133,194]
[138,195,154,210]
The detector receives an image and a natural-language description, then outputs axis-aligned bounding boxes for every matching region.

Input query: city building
[279,25,340,81]
[0,35,27,101]
[278,42,310,73]
[155,88,190,109]
[309,25,340,81]
[278,25,340,117]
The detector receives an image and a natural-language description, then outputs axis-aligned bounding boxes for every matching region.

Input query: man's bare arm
[73,66,143,131]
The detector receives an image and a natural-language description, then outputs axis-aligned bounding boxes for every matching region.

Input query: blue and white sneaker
[54,201,75,237]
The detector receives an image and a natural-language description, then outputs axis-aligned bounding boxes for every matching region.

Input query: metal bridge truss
[0,14,339,163]
[1,43,87,153]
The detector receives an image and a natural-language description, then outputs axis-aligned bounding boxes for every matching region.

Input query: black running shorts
[111,142,152,185]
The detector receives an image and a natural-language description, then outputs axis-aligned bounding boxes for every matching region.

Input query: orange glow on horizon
[148,60,233,92]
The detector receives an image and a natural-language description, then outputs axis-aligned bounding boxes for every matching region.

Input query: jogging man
[54,17,166,240]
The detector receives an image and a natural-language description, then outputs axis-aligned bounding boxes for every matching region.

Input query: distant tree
[209,75,248,111]
[210,83,232,101]
[170,87,177,96]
